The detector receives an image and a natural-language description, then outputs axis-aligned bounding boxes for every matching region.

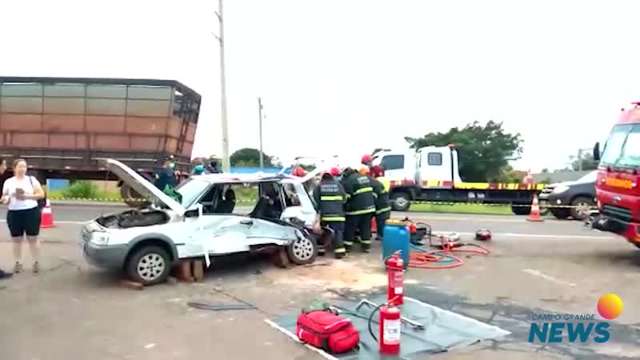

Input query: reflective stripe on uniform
[376,207,391,214]
[343,241,354,246]
[354,187,373,195]
[334,247,346,254]
[322,216,346,222]
[345,207,376,215]
[360,240,371,245]
[321,195,344,201]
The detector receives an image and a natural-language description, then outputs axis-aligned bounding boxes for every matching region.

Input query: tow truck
[593,102,640,247]
[371,146,544,214]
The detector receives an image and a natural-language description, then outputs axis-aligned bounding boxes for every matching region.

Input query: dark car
[539,171,596,220]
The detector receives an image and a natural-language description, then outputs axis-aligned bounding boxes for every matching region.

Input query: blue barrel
[382,223,410,269]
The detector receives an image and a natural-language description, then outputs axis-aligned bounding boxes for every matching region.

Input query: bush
[62,181,100,199]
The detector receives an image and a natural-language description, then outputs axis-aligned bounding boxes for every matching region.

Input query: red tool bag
[296,310,360,354]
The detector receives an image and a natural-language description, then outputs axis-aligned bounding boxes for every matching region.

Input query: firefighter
[371,165,391,241]
[343,166,376,253]
[361,154,373,168]
[313,169,347,259]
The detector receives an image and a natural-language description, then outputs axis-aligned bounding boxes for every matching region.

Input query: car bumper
[595,214,640,245]
[82,241,128,270]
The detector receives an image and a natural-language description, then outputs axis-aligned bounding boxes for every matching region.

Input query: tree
[571,153,598,171]
[230,148,273,167]
[405,121,523,182]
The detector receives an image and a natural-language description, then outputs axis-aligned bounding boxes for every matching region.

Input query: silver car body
[81,159,319,270]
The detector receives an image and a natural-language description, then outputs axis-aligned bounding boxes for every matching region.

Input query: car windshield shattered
[175,178,210,208]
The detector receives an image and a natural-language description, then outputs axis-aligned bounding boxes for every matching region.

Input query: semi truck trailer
[0,76,200,205]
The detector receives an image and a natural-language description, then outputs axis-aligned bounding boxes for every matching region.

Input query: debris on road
[475,229,492,241]
[119,280,144,290]
[187,301,257,311]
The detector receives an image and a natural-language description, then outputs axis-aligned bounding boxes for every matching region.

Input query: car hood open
[104,159,186,215]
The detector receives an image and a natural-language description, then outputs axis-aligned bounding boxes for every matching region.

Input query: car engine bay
[96,210,170,229]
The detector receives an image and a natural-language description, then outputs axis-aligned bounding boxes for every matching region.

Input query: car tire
[287,235,317,265]
[570,196,595,220]
[550,208,570,220]
[511,204,531,215]
[126,245,171,286]
[391,192,411,212]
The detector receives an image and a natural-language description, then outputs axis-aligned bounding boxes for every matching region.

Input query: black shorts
[7,207,41,237]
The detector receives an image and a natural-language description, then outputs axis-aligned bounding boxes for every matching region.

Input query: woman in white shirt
[1,159,45,274]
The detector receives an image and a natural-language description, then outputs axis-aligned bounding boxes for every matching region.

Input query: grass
[408,202,513,215]
[47,181,123,202]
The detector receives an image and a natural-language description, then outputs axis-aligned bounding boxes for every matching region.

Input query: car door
[177,184,252,257]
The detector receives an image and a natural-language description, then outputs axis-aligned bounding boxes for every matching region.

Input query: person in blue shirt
[154,158,177,192]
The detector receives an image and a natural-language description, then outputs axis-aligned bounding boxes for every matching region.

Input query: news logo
[528,293,623,344]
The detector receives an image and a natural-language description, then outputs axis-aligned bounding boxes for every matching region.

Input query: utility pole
[578,148,583,172]
[214,0,230,172]
[258,97,264,170]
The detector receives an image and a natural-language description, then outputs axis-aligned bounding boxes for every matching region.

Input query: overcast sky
[1,0,638,171]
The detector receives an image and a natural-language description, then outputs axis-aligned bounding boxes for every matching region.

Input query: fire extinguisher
[379,304,401,355]
[385,252,404,306]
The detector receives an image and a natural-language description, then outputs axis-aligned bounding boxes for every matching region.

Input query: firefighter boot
[334,247,346,259]
[360,240,371,253]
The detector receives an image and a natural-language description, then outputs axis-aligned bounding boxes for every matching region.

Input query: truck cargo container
[0,76,200,205]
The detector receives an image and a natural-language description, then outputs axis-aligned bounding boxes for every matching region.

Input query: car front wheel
[126,245,171,285]
[570,196,595,220]
[287,236,317,265]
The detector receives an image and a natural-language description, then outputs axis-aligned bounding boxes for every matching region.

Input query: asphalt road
[0,204,638,360]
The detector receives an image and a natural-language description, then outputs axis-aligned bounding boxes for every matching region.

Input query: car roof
[192,173,305,185]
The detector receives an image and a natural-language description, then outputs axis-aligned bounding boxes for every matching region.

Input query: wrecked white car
[81,159,319,285]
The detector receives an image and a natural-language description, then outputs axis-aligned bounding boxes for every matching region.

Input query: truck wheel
[511,204,531,215]
[570,197,595,220]
[120,183,149,208]
[125,245,171,286]
[391,192,411,212]
[550,208,570,220]
[287,236,317,265]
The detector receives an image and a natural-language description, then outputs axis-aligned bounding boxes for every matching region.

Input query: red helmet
[292,166,306,177]
[361,154,373,165]
[329,167,341,177]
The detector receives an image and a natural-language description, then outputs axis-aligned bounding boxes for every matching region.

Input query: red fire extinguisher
[379,304,401,355]
[385,252,404,306]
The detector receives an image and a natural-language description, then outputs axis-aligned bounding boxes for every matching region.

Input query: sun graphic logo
[528,293,623,343]
[597,293,624,320]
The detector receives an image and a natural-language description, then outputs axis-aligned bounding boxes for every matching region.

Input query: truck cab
[594,102,640,247]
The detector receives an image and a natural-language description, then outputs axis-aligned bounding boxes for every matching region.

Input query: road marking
[0,219,86,225]
[522,269,577,287]
[433,231,614,240]
[264,319,339,360]
[403,214,547,223]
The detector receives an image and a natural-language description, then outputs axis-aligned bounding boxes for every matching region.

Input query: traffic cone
[526,194,544,222]
[40,199,55,228]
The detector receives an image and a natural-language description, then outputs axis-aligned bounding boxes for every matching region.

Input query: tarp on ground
[266,295,510,360]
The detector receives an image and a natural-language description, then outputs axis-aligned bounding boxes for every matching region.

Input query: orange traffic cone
[526,194,544,222]
[40,199,55,228]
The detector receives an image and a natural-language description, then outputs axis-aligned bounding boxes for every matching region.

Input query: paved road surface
[0,204,638,360]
